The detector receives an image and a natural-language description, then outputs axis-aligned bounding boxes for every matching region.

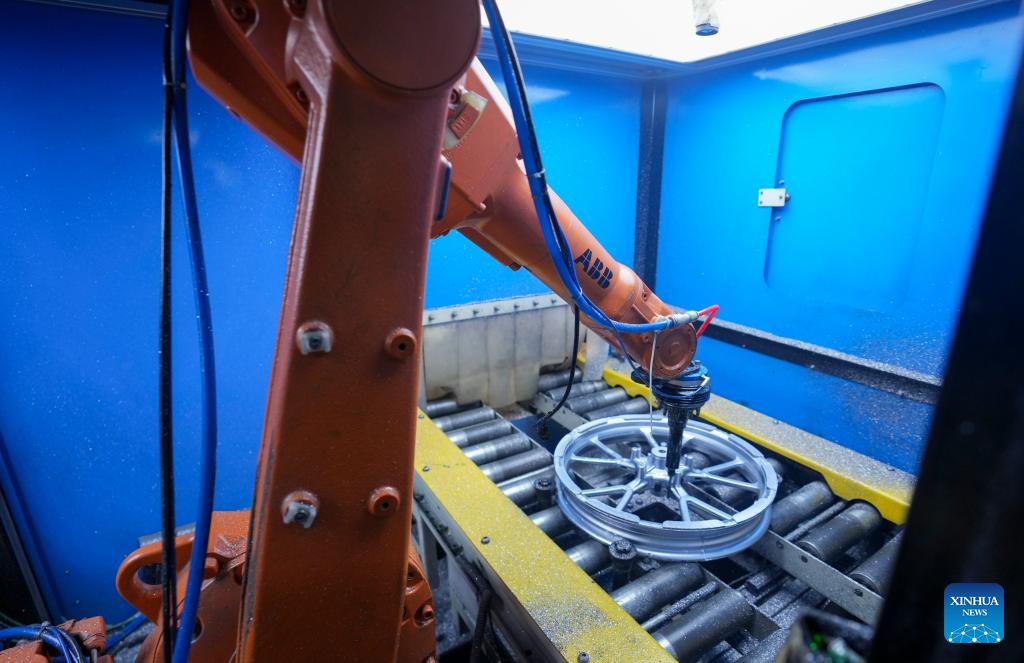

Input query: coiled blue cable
[0,625,83,663]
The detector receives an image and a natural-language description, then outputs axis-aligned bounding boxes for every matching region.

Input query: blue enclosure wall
[656,0,1023,474]
[1,0,1021,622]
[0,2,640,620]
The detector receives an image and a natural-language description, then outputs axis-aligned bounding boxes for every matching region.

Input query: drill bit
[632,362,711,478]
[665,402,689,477]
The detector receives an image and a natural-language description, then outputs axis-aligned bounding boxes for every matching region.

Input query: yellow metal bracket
[414,412,674,662]
[603,366,915,524]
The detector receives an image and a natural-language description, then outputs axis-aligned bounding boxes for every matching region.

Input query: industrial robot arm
[433,58,716,478]
[435,61,701,379]
[188,9,703,380]
[107,3,711,663]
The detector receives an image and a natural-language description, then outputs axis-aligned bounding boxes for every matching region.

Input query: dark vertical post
[633,80,668,288]
[870,49,1024,662]
[0,476,49,622]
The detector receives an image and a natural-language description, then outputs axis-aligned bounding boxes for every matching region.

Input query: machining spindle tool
[633,362,711,476]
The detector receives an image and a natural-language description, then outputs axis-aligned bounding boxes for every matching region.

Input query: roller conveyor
[461,433,533,464]
[415,368,905,661]
[499,470,555,507]
[529,505,573,537]
[431,405,496,432]
[796,502,883,562]
[566,539,611,575]
[610,563,705,622]
[850,531,902,596]
[538,368,653,422]
[446,419,514,447]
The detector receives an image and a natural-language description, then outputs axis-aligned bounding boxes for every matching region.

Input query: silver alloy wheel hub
[553,414,778,561]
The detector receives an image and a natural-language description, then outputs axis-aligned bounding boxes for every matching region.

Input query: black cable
[158,7,178,663]
[487,5,638,366]
[487,6,597,424]
[488,4,594,306]
[54,625,86,663]
[489,10,573,274]
[495,23,587,430]
[539,306,581,435]
[468,587,493,663]
[168,1,220,654]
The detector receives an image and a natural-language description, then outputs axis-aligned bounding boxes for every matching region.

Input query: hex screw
[480,536,491,545]
[368,486,401,518]
[578,653,590,663]
[414,603,435,626]
[296,321,332,355]
[385,327,417,360]
[533,476,556,507]
[281,490,319,529]
[227,0,253,23]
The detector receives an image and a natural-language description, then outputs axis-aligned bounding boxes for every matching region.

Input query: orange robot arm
[435,61,696,378]
[188,10,696,378]
[126,6,702,662]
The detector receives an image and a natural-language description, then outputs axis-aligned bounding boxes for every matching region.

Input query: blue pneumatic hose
[168,1,218,662]
[480,0,683,335]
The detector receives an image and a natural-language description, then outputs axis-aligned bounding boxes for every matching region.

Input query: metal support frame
[0,473,49,622]
[633,80,668,288]
[870,38,1024,663]
[532,390,589,431]
[751,532,882,624]
[701,318,942,405]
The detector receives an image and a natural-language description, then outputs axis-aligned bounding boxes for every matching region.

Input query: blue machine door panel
[765,84,945,312]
